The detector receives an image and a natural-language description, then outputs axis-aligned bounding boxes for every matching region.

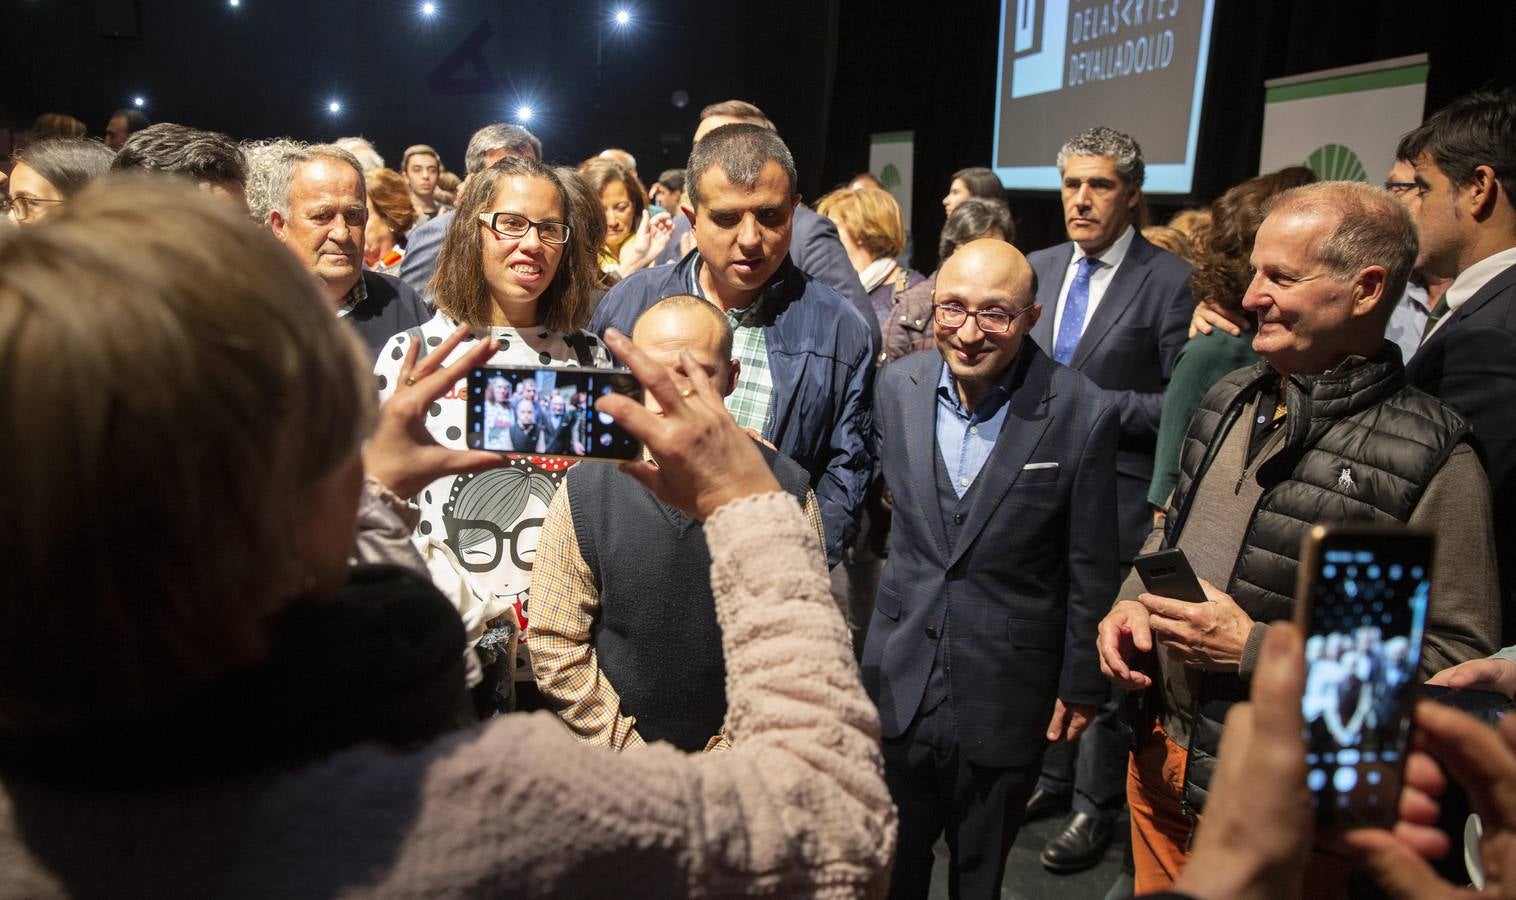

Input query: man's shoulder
[593,261,686,330]
[361,270,429,317]
[1025,241,1073,266]
[879,350,939,396]
[782,266,873,343]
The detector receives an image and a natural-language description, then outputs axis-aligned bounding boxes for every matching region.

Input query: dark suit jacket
[396,209,455,297]
[1405,259,1516,640]
[1026,232,1192,562]
[348,270,432,366]
[860,343,1120,768]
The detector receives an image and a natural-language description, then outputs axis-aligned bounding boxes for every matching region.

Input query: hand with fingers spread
[619,210,676,276]
[1139,577,1254,671]
[595,328,780,520]
[1098,599,1155,690]
[363,324,510,499]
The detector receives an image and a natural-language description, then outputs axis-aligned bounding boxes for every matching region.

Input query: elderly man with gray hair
[399,123,542,294]
[1096,180,1500,894]
[253,141,430,361]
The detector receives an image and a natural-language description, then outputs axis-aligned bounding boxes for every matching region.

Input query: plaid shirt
[690,262,774,433]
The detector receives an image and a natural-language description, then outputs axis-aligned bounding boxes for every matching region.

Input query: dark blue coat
[861,343,1119,768]
[589,252,876,567]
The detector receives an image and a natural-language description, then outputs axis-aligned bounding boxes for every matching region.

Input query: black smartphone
[1295,524,1434,831]
[1417,683,1515,726]
[466,365,642,461]
[1132,548,1208,603]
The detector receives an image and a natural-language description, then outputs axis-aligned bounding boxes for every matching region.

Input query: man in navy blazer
[862,240,1119,899]
[1022,127,1193,869]
[1398,90,1516,643]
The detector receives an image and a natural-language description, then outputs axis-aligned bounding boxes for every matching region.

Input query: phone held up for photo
[465,365,642,462]
[1295,524,1433,831]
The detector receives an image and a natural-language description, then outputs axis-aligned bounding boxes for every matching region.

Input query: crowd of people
[3,85,1516,900]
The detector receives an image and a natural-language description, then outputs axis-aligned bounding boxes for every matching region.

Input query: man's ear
[1469,165,1502,220]
[269,208,288,240]
[726,358,741,397]
[1024,302,1043,331]
[1353,266,1389,318]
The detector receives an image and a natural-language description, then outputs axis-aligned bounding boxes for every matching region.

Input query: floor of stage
[927,809,1130,899]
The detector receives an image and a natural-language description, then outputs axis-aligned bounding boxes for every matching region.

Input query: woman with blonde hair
[0,178,893,897]
[817,185,925,347]
[363,167,419,275]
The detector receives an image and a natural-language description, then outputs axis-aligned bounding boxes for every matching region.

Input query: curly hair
[429,157,600,332]
[1190,166,1318,318]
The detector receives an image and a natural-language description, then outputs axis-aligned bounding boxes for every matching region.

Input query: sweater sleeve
[256,490,894,899]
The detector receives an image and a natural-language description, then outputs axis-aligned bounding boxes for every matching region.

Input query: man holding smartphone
[1097,181,1500,894]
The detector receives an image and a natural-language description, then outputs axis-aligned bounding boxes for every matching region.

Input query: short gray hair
[465,123,542,173]
[686,124,797,208]
[1265,181,1418,323]
[245,142,366,226]
[335,136,385,172]
[1056,126,1145,189]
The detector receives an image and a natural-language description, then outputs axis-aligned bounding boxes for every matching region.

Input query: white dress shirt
[1423,245,1516,342]
[1051,225,1138,343]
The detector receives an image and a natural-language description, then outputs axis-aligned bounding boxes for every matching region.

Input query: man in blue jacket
[590,124,875,567]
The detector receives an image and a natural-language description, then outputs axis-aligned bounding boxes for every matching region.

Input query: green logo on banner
[880,164,902,189]
[1305,144,1368,182]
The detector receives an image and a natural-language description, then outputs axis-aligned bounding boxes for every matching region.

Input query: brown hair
[698,99,775,131]
[1191,166,1319,317]
[429,157,600,332]
[1141,226,1196,264]
[32,112,86,140]
[365,167,419,240]
[0,176,374,730]
[401,143,441,172]
[578,158,648,238]
[816,186,906,260]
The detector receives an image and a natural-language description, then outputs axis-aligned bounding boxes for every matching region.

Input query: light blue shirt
[1384,281,1431,363]
[935,362,1015,497]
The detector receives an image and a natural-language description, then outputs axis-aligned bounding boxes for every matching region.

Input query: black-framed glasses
[446,516,544,573]
[477,211,571,244]
[1383,180,1417,195]
[2,195,64,222]
[932,303,1033,334]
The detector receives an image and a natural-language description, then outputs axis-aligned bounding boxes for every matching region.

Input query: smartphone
[466,365,642,461]
[1132,548,1209,603]
[1295,524,1433,831]
[1418,683,1515,726]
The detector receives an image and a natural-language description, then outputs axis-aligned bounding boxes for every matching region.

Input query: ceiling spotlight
[228,0,240,6]
[612,7,631,26]
[133,96,146,108]
[421,1,436,14]
[515,104,534,123]
[327,100,342,114]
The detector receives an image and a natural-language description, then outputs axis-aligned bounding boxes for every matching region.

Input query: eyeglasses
[478,211,571,245]
[1383,180,1418,195]
[446,515,544,573]
[932,302,1033,334]
[2,195,64,222]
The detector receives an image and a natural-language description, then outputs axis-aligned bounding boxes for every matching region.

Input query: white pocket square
[1022,462,1059,471]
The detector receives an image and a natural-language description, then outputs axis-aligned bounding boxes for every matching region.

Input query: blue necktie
[1054,256,1101,365]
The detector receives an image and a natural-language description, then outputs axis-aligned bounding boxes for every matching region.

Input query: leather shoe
[1023,786,1072,822]
[1040,810,1113,873]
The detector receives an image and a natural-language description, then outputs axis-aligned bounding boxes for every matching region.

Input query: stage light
[133,96,146,108]
[228,0,240,7]
[421,2,436,14]
[327,100,342,114]
[515,104,534,123]
[613,7,631,26]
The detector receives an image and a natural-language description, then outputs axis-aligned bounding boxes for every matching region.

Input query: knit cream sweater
[0,492,896,898]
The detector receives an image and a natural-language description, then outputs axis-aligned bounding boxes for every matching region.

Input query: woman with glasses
[374,157,609,714]
[4,139,114,226]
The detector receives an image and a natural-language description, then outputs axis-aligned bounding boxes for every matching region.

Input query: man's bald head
[632,295,740,406]
[933,239,1042,408]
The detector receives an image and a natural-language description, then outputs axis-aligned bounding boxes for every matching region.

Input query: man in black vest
[527,295,823,751]
[1096,181,1500,895]
[862,239,1121,899]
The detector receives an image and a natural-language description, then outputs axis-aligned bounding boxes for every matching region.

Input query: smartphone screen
[466,365,642,461]
[1301,528,1432,830]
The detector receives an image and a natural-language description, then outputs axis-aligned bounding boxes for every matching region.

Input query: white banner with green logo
[868,131,914,231]
[1258,55,1428,184]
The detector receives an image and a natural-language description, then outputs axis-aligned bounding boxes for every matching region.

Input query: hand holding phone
[1133,548,1208,603]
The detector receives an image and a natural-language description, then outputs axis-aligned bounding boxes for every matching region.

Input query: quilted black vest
[1163,348,1469,812]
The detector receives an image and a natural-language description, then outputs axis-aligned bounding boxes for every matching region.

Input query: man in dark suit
[862,239,1120,899]
[1399,89,1516,643]
[1023,126,1194,869]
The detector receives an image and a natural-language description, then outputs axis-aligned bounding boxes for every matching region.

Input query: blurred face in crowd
[600,179,635,252]
[5,162,64,226]
[516,398,536,426]
[1407,152,1476,280]
[405,152,439,201]
[1060,154,1140,255]
[1243,209,1382,376]
[1385,160,1420,214]
[933,240,1040,406]
[104,114,131,150]
[942,178,973,217]
[478,174,565,324]
[692,160,797,304]
[631,302,739,414]
[270,158,367,303]
[364,198,393,265]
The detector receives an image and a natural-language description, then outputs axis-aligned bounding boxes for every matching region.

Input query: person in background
[258,142,430,360]
[103,108,150,150]
[598,147,638,182]
[31,113,86,141]
[0,179,894,897]
[1166,208,1211,244]
[335,136,385,173]
[110,123,249,209]
[3,139,113,226]
[401,143,447,224]
[1139,226,1195,265]
[363,168,418,276]
[941,165,1003,218]
[850,172,885,191]
[1379,157,1450,362]
[817,185,926,345]
[649,167,685,217]
[435,170,461,208]
[882,197,1014,366]
[1147,166,1317,513]
[578,157,673,281]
